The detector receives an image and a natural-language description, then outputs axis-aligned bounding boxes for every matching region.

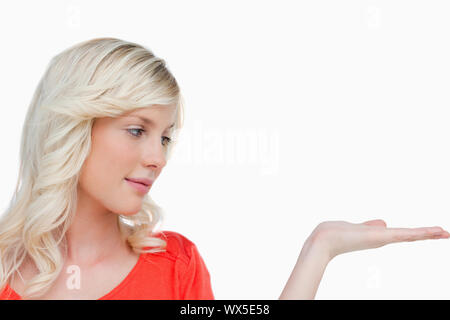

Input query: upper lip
[125,177,153,187]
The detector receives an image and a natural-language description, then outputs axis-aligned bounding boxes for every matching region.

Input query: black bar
[1,299,448,318]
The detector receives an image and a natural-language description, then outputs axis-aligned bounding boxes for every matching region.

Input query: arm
[279,219,449,300]
[278,235,330,300]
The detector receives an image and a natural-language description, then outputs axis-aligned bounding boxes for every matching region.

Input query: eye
[127,128,172,147]
[162,136,172,147]
[127,128,145,138]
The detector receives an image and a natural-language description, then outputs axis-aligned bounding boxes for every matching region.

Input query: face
[77,104,177,216]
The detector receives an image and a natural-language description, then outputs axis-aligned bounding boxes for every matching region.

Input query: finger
[385,226,448,243]
[430,231,450,239]
[362,219,387,227]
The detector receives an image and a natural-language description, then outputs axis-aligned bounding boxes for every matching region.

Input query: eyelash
[126,128,172,146]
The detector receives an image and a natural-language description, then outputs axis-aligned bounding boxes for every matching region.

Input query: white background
[1,0,449,299]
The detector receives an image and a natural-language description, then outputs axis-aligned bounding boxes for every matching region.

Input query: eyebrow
[126,115,175,130]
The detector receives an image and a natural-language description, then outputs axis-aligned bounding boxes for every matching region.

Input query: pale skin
[10,104,178,299]
[278,219,450,299]
[9,104,449,299]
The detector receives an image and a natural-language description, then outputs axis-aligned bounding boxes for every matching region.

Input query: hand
[308,219,450,261]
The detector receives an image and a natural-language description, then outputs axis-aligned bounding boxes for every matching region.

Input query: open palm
[309,219,450,260]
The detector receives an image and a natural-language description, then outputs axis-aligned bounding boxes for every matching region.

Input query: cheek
[86,133,135,181]
[78,131,143,214]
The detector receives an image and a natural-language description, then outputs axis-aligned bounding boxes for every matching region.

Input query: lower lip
[125,179,151,194]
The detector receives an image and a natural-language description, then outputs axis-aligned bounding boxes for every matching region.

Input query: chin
[113,204,142,216]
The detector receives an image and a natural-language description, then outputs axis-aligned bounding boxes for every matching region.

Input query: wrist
[299,233,333,264]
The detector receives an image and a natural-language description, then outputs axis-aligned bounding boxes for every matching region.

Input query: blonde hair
[0,37,184,299]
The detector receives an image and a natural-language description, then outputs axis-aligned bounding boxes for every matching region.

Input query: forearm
[278,236,331,300]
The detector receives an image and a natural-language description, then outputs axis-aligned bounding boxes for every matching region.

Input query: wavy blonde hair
[0,37,184,299]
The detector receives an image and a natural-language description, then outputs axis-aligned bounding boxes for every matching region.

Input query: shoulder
[141,230,200,266]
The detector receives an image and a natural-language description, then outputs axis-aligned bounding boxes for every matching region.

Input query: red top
[0,230,214,300]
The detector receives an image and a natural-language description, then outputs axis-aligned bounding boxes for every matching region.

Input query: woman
[0,38,447,300]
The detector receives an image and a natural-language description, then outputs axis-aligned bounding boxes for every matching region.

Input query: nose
[142,138,168,169]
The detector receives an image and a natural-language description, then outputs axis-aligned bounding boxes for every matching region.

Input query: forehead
[120,105,177,128]
[122,104,177,117]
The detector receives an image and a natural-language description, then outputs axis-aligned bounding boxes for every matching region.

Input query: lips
[125,177,153,186]
[125,178,152,194]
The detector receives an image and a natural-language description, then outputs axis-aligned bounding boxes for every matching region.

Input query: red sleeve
[177,242,215,300]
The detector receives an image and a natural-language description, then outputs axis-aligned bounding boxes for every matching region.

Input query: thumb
[362,219,387,227]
